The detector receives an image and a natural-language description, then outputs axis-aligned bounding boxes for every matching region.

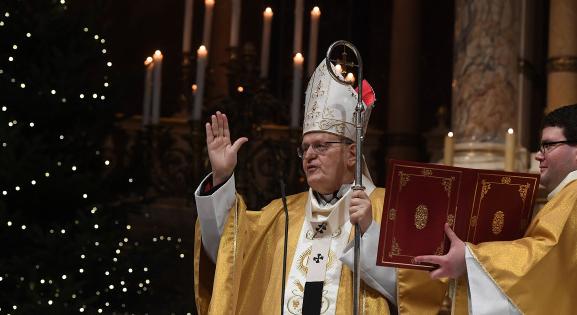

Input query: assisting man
[416,103,577,314]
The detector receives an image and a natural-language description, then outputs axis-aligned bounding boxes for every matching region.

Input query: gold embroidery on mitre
[303,59,370,141]
[501,176,512,184]
[414,204,429,230]
[492,211,505,235]
[313,78,325,99]
[304,98,321,129]
[422,168,433,176]
[322,105,335,118]
[389,208,397,221]
[318,119,346,134]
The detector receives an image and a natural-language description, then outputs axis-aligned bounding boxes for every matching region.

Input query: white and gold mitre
[302,59,375,140]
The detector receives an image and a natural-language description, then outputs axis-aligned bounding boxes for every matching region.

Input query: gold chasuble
[194,188,447,314]
[457,180,577,314]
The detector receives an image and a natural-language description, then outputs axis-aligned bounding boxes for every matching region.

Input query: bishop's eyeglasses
[297,140,353,158]
[538,140,577,155]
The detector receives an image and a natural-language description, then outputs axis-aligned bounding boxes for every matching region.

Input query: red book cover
[376,159,540,270]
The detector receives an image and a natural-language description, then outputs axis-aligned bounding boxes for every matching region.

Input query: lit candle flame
[293,53,304,64]
[311,6,321,17]
[198,45,208,58]
[153,50,163,60]
[345,72,355,83]
[335,64,342,74]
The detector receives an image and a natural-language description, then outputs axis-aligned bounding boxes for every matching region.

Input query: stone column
[385,0,421,161]
[451,0,527,170]
[207,0,232,101]
[516,0,535,150]
[546,0,577,112]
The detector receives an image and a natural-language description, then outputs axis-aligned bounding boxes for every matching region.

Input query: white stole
[283,178,375,314]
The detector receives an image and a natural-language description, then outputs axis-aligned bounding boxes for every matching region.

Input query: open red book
[376,159,540,270]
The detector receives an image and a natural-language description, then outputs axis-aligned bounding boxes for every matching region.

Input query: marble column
[385,0,421,161]
[546,0,577,112]
[451,0,527,170]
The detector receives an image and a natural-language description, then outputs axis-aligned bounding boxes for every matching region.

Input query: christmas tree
[0,1,195,313]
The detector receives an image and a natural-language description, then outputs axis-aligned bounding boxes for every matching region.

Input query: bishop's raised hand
[205,111,248,186]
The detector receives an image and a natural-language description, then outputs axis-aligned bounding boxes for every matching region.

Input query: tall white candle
[193,45,208,121]
[505,128,515,171]
[293,0,303,54]
[203,0,215,54]
[151,50,163,125]
[260,7,273,78]
[307,6,320,76]
[182,0,194,53]
[229,0,241,48]
[291,53,304,128]
[142,57,154,126]
[444,131,454,166]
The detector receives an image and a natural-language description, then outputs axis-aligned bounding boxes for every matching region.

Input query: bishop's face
[300,132,355,194]
[535,126,577,191]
